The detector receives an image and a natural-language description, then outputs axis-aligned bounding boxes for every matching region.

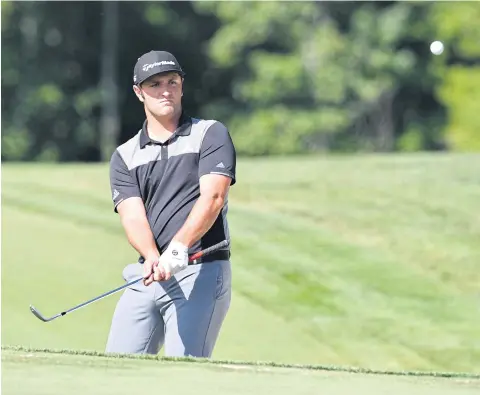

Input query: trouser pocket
[215,261,231,299]
[122,263,142,282]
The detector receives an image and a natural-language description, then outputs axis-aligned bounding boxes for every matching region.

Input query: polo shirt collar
[139,112,192,148]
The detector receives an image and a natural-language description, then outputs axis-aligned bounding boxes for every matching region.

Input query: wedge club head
[29,305,63,322]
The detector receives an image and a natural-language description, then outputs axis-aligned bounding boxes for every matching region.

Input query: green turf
[2,153,480,374]
[2,348,479,395]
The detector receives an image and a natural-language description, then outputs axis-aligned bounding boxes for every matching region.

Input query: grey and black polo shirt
[109,112,236,262]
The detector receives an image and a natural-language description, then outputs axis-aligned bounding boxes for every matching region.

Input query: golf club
[29,239,230,323]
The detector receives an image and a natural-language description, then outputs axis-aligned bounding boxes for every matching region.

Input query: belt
[189,250,230,265]
[138,250,230,265]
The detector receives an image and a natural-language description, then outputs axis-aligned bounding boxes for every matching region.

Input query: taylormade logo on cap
[142,61,176,72]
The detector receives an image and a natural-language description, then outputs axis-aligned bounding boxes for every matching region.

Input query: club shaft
[61,276,143,316]
[36,239,229,320]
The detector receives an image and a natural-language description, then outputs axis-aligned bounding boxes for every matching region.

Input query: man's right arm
[110,150,160,283]
[116,198,159,262]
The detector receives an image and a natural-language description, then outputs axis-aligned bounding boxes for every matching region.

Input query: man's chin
[154,107,176,117]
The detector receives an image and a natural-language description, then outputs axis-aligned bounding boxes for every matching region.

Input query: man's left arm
[173,174,232,247]
[154,122,236,281]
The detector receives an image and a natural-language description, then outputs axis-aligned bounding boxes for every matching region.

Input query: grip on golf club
[188,239,229,262]
[138,239,229,265]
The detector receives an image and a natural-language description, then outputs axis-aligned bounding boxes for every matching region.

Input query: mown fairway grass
[2,347,479,395]
[2,153,479,377]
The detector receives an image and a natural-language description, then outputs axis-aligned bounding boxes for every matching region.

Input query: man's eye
[151,82,159,87]
[169,80,177,85]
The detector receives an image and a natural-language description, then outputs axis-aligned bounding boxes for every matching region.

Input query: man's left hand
[154,240,189,281]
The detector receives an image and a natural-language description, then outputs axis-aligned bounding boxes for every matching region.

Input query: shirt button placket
[161,145,168,160]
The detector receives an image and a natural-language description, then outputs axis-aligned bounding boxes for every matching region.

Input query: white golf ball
[430,41,444,55]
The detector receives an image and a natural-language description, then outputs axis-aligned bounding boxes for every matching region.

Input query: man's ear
[133,84,145,102]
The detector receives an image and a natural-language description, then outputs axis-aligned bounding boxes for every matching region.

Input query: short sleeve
[110,150,141,212]
[198,122,237,186]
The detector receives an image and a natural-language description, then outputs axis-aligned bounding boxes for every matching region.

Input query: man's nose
[161,89,172,98]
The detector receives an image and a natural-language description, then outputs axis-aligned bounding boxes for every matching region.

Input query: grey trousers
[105,260,231,358]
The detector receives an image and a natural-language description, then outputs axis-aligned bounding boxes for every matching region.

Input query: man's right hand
[143,254,161,286]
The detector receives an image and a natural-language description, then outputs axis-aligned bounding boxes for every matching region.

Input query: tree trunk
[100,1,120,161]
[375,89,396,152]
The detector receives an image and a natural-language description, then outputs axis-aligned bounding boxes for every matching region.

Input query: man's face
[134,72,183,117]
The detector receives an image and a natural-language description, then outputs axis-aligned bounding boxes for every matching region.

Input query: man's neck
[146,110,182,143]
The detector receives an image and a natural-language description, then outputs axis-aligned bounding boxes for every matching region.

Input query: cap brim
[136,68,186,85]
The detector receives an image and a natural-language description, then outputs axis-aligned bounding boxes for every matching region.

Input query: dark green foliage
[2,1,479,160]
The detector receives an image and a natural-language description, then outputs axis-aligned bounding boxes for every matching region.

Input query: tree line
[2,1,479,162]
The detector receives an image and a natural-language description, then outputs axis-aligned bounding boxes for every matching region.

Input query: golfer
[105,50,236,358]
